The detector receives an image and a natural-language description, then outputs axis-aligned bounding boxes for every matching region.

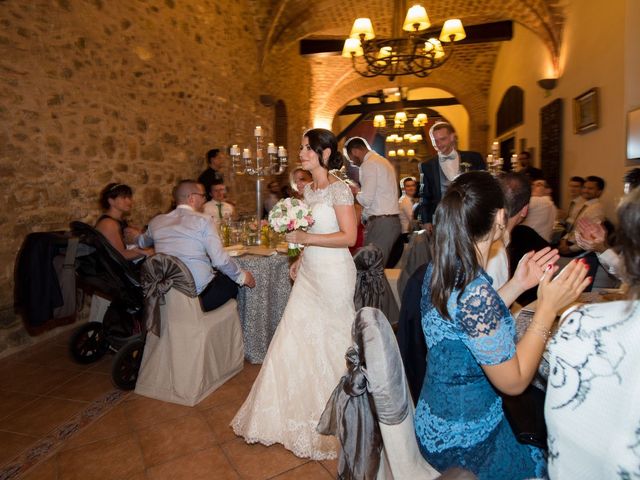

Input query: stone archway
[307,43,500,153]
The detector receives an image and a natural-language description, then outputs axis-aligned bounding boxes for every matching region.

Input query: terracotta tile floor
[0,330,337,479]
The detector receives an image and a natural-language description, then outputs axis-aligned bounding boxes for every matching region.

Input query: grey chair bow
[141,254,197,337]
[353,245,399,327]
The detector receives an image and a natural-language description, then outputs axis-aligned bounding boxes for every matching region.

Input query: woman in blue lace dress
[414,172,590,479]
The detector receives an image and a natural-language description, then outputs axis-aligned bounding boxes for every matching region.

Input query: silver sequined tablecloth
[235,253,292,363]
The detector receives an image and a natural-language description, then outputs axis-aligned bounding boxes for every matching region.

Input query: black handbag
[500,384,547,450]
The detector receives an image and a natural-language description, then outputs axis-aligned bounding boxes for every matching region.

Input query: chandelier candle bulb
[267,143,277,154]
[350,18,375,39]
[243,148,251,159]
[230,145,240,156]
[402,4,430,31]
[428,38,445,59]
[341,38,363,57]
[440,19,466,42]
[254,126,263,137]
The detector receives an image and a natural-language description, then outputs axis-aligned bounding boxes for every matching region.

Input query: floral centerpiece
[268,198,314,256]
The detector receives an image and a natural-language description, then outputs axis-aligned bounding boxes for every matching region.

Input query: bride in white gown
[231,128,358,460]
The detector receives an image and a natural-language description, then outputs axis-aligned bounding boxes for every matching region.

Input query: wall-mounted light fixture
[537,78,558,91]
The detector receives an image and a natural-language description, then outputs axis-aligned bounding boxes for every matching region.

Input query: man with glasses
[138,180,255,311]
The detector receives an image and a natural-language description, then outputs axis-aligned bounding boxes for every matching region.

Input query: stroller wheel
[111,338,145,390]
[69,322,108,364]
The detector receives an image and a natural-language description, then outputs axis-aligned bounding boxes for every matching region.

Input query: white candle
[277,147,287,158]
[267,143,277,154]
[242,148,251,159]
[254,126,263,137]
[487,154,494,163]
[230,145,240,156]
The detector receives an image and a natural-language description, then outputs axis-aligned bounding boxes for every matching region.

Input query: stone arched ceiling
[258,0,567,151]
[263,0,565,62]
[309,42,499,152]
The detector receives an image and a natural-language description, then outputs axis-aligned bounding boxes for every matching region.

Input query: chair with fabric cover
[397,230,431,300]
[134,253,244,406]
[354,245,400,327]
[396,263,428,405]
[319,307,475,480]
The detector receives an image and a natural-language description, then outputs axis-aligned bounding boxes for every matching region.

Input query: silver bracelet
[527,321,551,342]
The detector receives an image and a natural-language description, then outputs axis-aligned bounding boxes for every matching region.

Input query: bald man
[138,180,255,311]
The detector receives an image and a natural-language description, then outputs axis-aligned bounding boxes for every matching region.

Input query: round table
[235,249,292,363]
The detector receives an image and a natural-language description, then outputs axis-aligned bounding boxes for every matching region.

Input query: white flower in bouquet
[268,198,314,256]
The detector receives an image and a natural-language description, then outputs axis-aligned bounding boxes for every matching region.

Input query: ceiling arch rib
[262,0,565,67]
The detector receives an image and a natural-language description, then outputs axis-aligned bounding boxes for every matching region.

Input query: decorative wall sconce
[537,78,558,92]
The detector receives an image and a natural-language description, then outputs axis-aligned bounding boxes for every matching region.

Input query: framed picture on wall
[627,107,640,162]
[573,87,599,134]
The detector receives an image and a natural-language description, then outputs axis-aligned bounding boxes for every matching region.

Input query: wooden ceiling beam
[339,97,460,115]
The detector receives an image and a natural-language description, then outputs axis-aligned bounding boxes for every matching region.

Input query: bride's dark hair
[304,128,345,170]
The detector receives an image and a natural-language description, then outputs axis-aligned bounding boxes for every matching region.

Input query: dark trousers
[199,273,238,312]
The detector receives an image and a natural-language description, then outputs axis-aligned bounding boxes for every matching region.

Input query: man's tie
[440,153,456,162]
[216,203,223,219]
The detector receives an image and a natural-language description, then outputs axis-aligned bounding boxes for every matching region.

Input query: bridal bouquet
[268,198,314,257]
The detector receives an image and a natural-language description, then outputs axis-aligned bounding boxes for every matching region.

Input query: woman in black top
[96,183,152,261]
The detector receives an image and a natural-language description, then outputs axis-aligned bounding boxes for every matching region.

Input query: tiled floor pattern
[0,330,337,479]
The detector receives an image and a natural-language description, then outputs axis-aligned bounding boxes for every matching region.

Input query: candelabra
[230,126,288,244]
[486,141,503,175]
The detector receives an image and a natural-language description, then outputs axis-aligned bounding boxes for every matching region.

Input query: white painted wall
[488,0,636,221]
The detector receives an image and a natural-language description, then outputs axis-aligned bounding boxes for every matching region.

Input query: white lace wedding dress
[231,180,356,460]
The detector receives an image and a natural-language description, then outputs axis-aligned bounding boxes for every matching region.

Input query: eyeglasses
[190,192,206,197]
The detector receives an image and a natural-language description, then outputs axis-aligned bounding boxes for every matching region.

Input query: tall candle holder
[486,141,503,175]
[486,154,504,175]
[230,126,288,244]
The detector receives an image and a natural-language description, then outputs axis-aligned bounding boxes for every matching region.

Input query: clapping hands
[575,218,608,253]
[512,247,560,292]
[537,258,591,314]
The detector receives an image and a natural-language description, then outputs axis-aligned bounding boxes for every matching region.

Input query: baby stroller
[68,221,146,390]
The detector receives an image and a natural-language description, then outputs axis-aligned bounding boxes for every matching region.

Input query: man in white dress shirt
[559,176,586,230]
[345,137,401,265]
[203,180,235,228]
[522,178,557,242]
[398,176,418,239]
[559,176,605,256]
[138,180,255,311]
[574,168,640,279]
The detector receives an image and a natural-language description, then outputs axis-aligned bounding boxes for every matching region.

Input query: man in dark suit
[198,148,225,201]
[415,122,485,231]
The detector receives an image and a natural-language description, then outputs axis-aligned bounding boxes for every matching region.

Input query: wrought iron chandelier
[342,3,466,80]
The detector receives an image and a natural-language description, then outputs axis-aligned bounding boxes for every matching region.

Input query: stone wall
[0,0,312,356]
